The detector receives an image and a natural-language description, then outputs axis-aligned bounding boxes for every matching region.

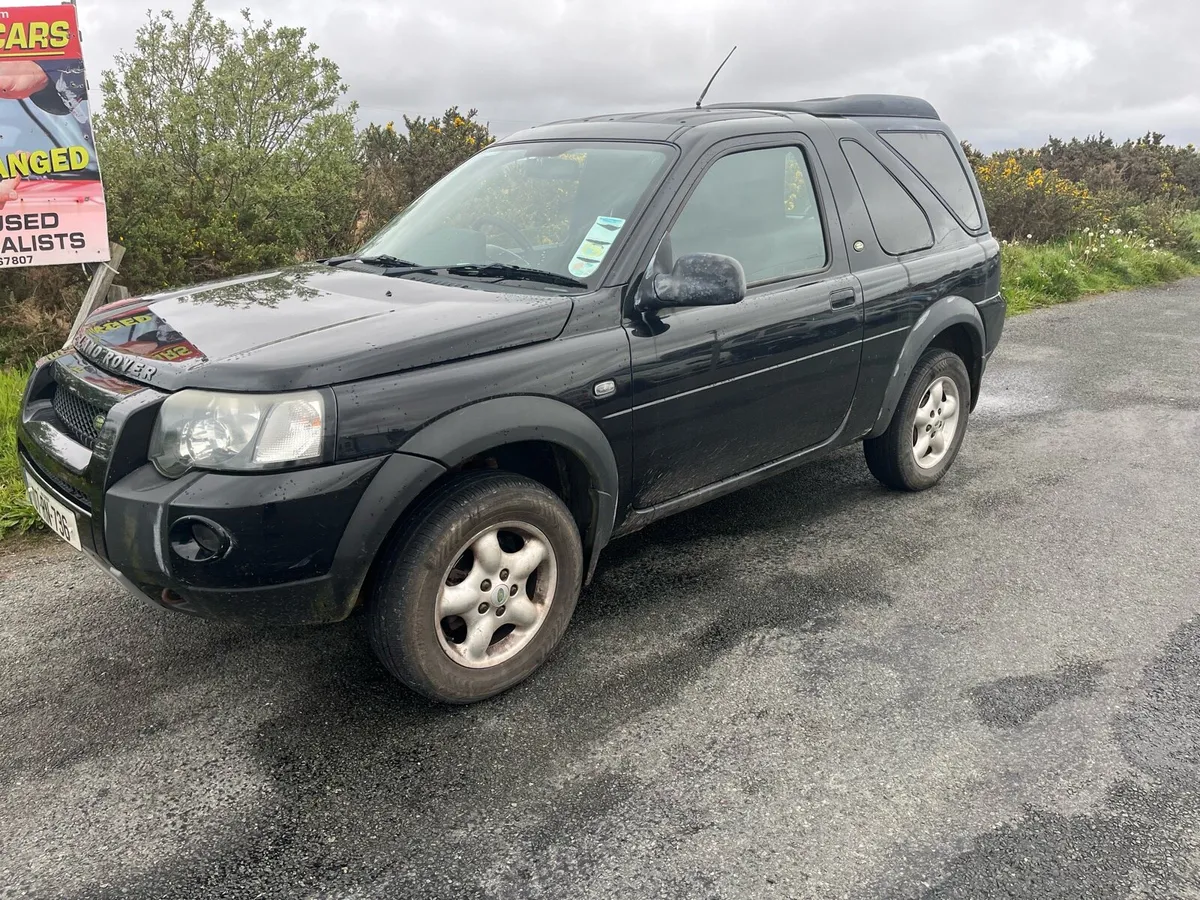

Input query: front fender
[329,452,448,616]
[399,396,620,577]
[868,296,985,438]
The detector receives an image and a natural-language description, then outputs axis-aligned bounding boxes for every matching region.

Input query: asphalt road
[3,281,1200,900]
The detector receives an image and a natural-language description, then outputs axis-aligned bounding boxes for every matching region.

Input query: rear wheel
[864,349,971,491]
[367,472,583,703]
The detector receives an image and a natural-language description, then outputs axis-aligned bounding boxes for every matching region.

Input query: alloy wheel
[434,521,558,668]
[912,375,961,469]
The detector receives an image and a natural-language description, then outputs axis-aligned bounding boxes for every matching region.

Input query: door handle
[830,289,857,309]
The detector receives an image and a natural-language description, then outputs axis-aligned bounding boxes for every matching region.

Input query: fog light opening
[191,522,222,556]
[168,516,232,562]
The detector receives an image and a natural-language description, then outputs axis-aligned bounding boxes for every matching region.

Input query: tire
[367,471,584,704]
[864,349,971,492]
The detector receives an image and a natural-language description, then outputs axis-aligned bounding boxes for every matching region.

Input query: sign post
[64,239,122,347]
[0,2,109,269]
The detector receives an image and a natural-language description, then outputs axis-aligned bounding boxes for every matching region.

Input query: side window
[669,146,827,284]
[881,131,983,230]
[840,139,933,256]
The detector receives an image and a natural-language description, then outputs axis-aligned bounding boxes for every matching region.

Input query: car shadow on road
[3,445,908,796]
[30,450,959,898]
[261,445,889,699]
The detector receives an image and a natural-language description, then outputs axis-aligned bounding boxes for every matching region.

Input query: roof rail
[706,94,940,120]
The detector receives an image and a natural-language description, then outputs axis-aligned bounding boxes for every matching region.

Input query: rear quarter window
[880,130,983,231]
[839,139,933,256]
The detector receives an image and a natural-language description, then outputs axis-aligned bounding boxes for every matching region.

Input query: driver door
[626,138,864,508]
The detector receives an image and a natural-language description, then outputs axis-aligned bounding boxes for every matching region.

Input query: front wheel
[367,472,584,704]
[864,348,971,491]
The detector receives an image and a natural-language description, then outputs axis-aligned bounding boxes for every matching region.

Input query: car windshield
[355,141,673,287]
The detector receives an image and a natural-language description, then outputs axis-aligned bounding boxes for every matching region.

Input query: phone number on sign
[0,256,34,266]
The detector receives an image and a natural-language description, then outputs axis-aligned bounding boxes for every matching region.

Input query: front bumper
[17,352,446,625]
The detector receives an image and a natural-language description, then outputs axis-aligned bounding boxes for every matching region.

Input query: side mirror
[642,252,746,310]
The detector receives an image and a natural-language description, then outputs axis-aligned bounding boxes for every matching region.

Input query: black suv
[17,95,1003,703]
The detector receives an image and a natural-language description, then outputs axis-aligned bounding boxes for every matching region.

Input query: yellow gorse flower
[969,150,1099,241]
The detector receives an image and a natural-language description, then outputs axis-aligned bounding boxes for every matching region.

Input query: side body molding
[400,396,620,580]
[868,295,985,438]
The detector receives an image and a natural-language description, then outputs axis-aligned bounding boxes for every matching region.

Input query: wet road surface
[2,280,1200,899]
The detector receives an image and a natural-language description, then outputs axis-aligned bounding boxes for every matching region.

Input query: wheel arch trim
[868,295,985,439]
[398,396,620,579]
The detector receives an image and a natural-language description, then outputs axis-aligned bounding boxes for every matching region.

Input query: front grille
[52,386,105,448]
[22,451,91,511]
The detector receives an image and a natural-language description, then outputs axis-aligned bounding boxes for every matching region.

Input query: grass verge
[0,366,40,538]
[1001,228,1197,314]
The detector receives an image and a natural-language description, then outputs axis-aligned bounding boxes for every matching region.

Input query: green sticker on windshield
[569,216,625,278]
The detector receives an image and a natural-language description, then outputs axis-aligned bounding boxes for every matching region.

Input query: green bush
[1184,211,1200,247]
[0,267,86,366]
[358,110,494,238]
[96,0,362,295]
[973,152,1101,241]
[972,132,1200,249]
[1092,186,1146,231]
[1036,132,1200,204]
[1137,199,1200,258]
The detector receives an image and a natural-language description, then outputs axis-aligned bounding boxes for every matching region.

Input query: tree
[358,108,494,236]
[95,0,360,293]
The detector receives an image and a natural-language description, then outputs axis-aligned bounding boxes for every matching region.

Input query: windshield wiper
[439,263,588,289]
[326,257,588,289]
[322,254,421,268]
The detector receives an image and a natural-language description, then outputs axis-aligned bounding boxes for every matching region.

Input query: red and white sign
[0,4,109,268]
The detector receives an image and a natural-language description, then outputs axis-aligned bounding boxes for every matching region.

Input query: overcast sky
[63,0,1200,150]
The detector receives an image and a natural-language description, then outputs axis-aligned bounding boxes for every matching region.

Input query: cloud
[70,0,1200,150]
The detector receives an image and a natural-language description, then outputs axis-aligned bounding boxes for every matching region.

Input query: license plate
[24,469,82,550]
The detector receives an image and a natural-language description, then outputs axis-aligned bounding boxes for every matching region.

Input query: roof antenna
[695,45,737,109]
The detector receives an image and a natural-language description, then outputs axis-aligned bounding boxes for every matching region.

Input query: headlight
[149,389,326,477]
